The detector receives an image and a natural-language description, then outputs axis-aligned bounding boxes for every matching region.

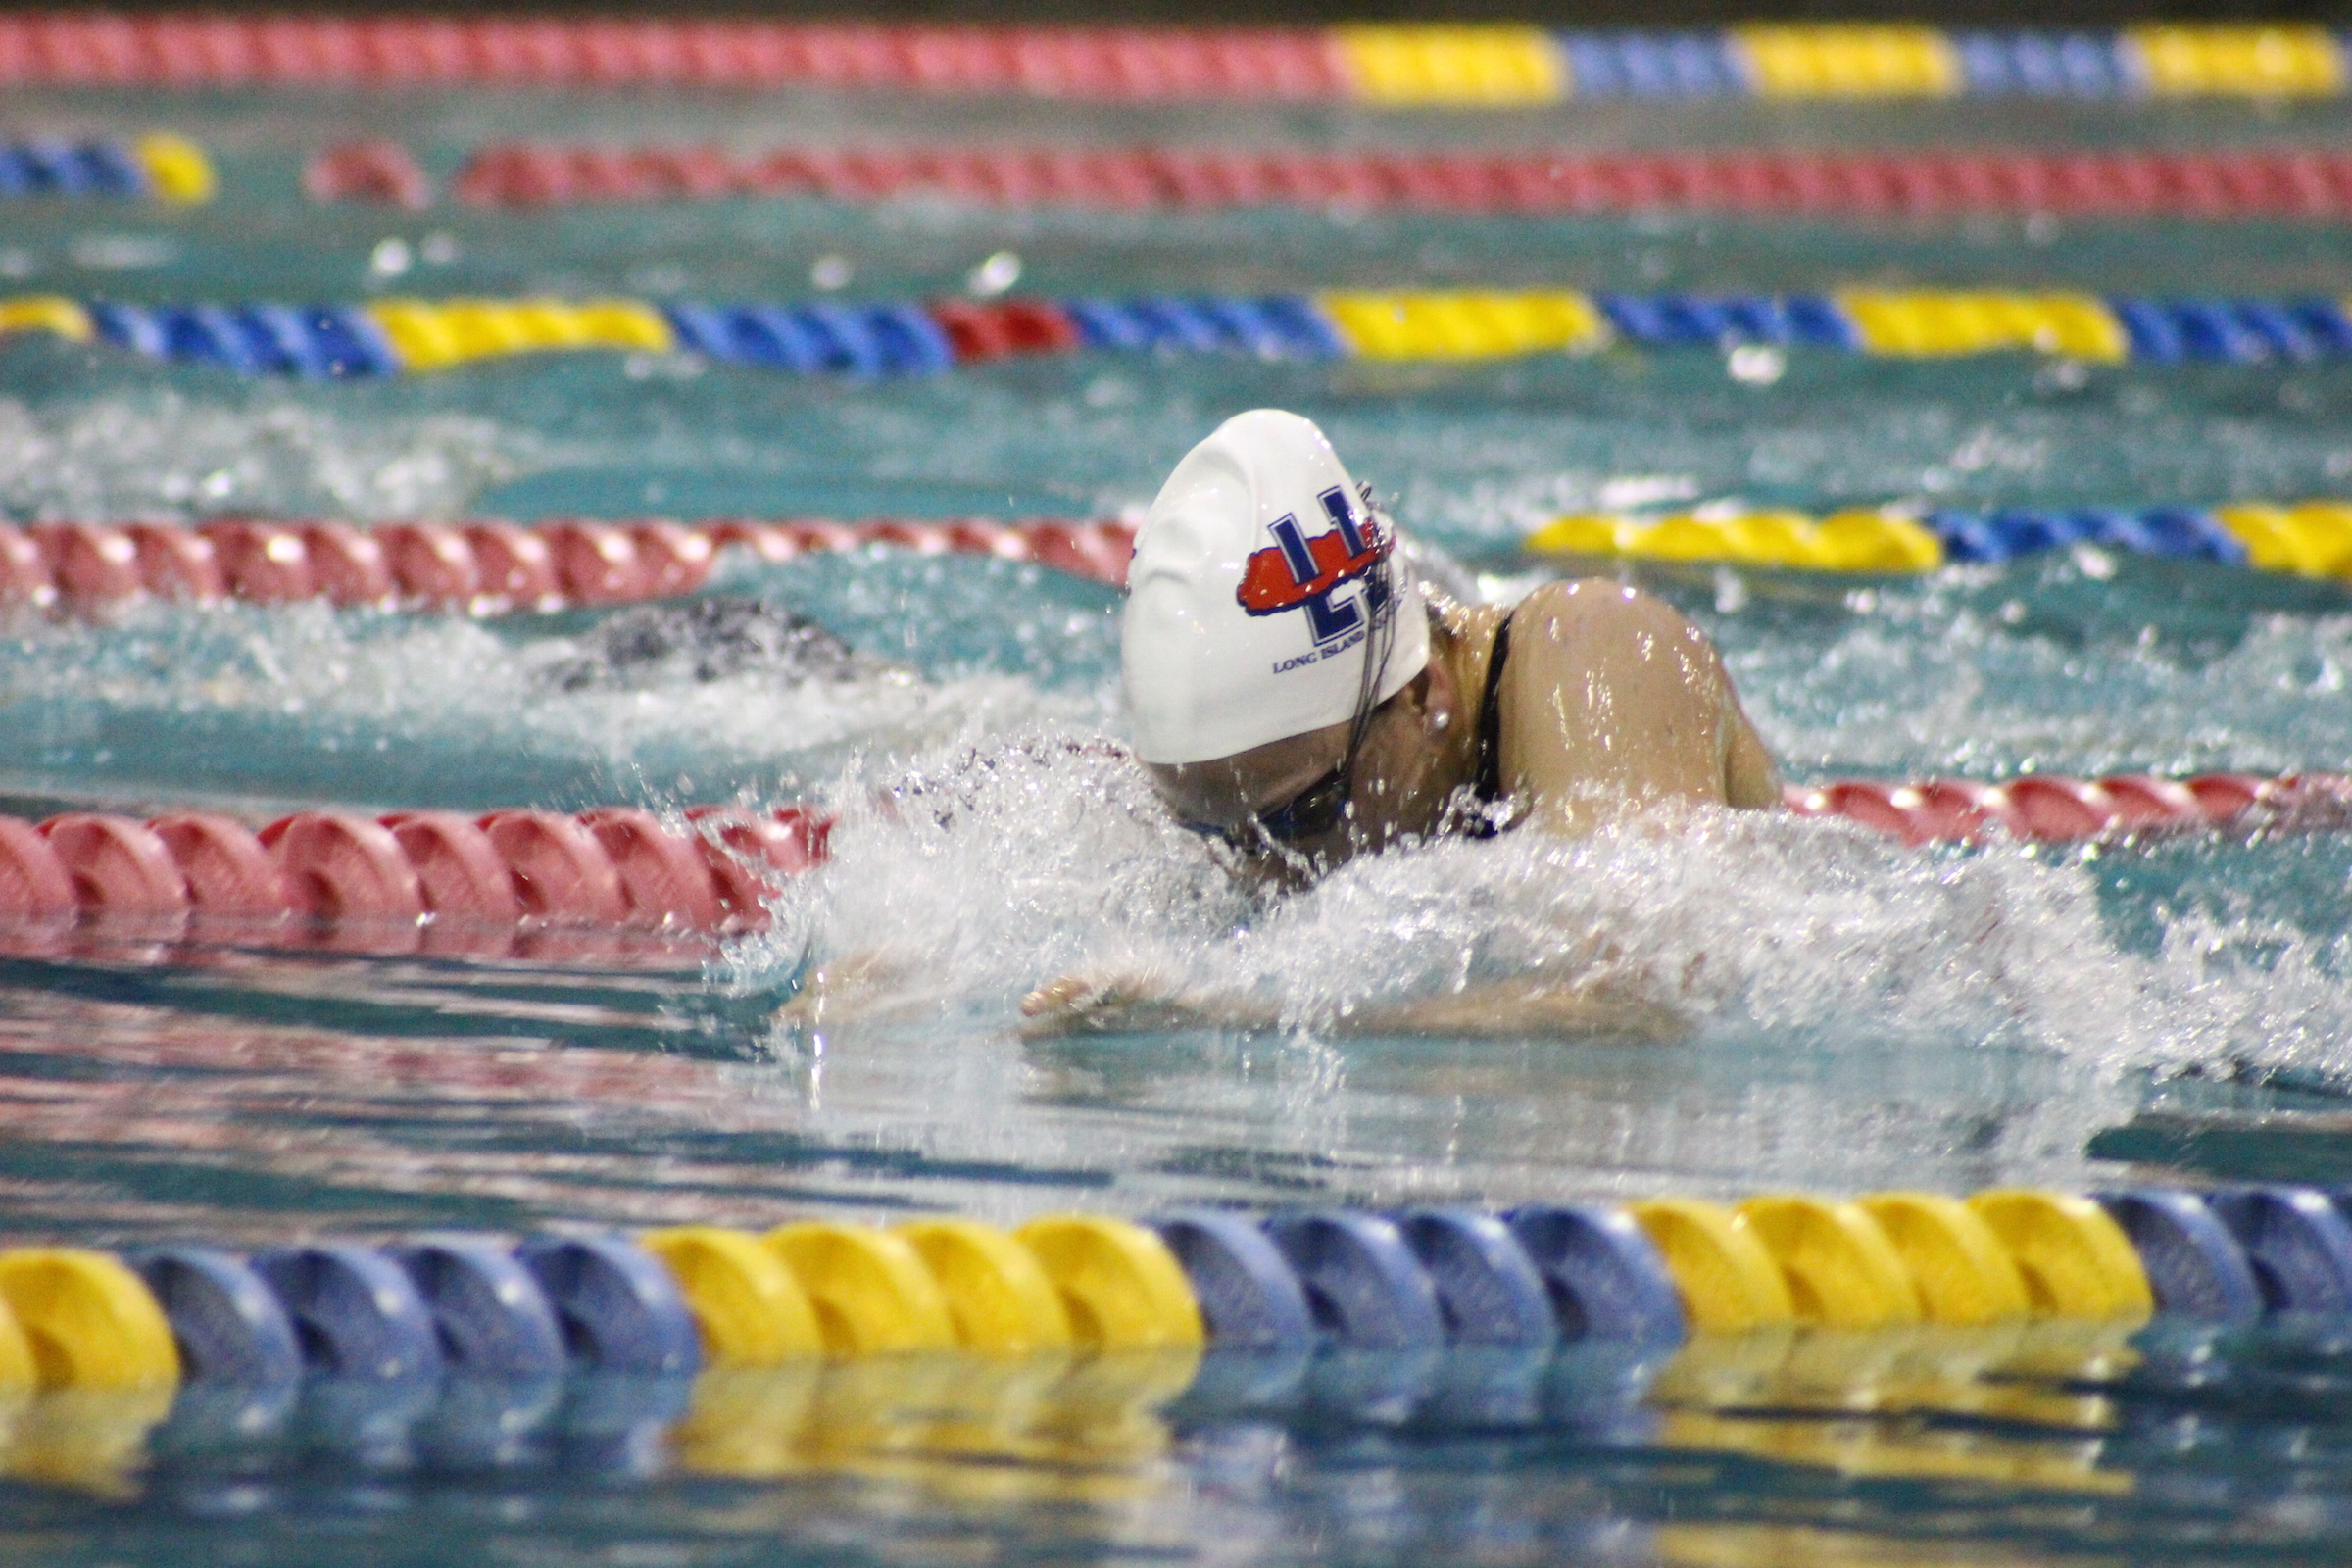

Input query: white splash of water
[0,392,530,520]
[776,738,2332,1044]
[759,733,2352,1068]
[1741,586,2352,779]
[737,734,2352,1194]
[0,599,1102,797]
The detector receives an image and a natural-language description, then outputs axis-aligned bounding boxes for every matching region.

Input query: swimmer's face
[1148,673,1447,884]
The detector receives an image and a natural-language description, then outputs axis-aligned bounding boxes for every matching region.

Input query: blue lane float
[2098,1190,2268,1327]
[1397,1209,1560,1348]
[1505,1205,1689,1348]
[393,1238,569,1379]
[253,1244,446,1382]
[2209,1187,2352,1315]
[1596,292,1860,350]
[0,139,148,198]
[1951,31,2135,96]
[133,1247,306,1387]
[1921,506,2250,565]
[86,302,401,379]
[662,300,956,377]
[1555,30,1747,97]
[1266,1212,1450,1349]
[1153,1211,1319,1348]
[517,1234,703,1376]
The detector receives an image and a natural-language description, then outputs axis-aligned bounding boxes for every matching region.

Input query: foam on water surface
[0,389,529,521]
[738,729,2352,1202]
[0,552,1120,807]
[1710,551,2352,779]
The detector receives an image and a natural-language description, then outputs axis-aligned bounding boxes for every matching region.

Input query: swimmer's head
[1122,410,1429,767]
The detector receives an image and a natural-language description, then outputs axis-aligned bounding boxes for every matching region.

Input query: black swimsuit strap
[1471,610,1514,811]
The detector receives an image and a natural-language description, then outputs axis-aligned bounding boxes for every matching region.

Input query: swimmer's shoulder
[1474,577,1672,721]
[1427,593,1508,707]
[1430,577,1680,730]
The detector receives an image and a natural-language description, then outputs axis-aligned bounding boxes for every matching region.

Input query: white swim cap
[1122,409,1430,764]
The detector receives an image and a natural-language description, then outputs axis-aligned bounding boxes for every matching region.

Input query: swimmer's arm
[1722,702,1783,810]
[1019,972,1687,1041]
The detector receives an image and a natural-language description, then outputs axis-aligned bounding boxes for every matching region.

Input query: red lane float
[481,810,629,925]
[204,523,314,604]
[411,142,2352,220]
[582,808,726,930]
[464,523,564,608]
[149,811,295,916]
[1787,771,2352,846]
[0,518,1137,619]
[261,811,427,924]
[0,528,53,608]
[126,523,224,601]
[373,523,478,605]
[0,803,833,954]
[928,298,1084,361]
[0,818,74,917]
[383,811,522,925]
[40,813,188,918]
[303,138,431,208]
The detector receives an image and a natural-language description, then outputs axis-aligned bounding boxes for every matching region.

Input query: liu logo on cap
[1236,486,1391,647]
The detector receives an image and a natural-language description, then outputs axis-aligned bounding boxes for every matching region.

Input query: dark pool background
[2,74,2352,1567]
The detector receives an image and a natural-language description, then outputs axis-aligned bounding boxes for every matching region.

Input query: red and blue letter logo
[1236,486,1389,647]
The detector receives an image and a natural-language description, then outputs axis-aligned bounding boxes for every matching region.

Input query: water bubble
[1727,346,1785,386]
[967,251,1022,297]
[68,233,175,270]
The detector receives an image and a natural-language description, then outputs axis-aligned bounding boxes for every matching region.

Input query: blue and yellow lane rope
[0,134,212,203]
[0,1182,2334,1491]
[0,1181,2328,1395]
[1336,24,2352,104]
[7,288,2352,379]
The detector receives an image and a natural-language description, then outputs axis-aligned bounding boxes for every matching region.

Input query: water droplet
[968,251,1022,297]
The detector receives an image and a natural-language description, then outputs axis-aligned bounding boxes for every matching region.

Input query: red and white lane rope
[0,805,827,949]
[0,518,1138,615]
[0,772,2337,957]
[378,141,2352,221]
[1786,771,2352,845]
[0,17,1348,95]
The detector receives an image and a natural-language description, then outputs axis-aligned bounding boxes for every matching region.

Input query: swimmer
[1019,408,1781,1038]
[532,595,895,693]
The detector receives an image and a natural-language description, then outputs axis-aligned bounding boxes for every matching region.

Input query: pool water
[4,74,2352,1568]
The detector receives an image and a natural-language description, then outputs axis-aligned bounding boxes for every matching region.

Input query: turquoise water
[4,82,2352,1566]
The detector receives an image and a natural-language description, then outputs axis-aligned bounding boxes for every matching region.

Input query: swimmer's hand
[1020,971,1689,1042]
